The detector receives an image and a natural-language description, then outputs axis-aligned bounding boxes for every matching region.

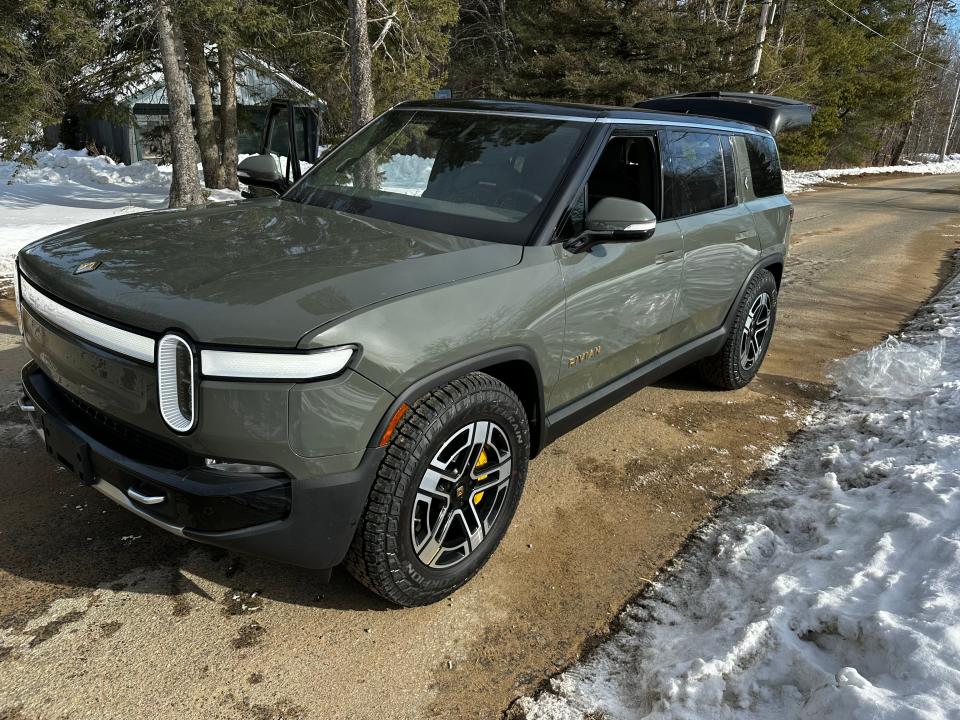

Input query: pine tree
[0,0,103,157]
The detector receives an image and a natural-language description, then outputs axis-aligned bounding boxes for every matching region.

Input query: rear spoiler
[634,92,815,136]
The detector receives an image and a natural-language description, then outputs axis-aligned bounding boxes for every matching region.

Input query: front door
[550,131,684,409]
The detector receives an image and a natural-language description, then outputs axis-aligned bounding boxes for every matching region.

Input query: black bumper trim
[22,362,382,569]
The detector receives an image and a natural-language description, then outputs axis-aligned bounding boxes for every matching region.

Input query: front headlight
[199,345,355,381]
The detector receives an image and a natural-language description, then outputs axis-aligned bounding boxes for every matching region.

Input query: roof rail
[633,92,815,136]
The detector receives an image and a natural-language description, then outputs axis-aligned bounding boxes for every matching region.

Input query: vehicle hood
[17,199,523,347]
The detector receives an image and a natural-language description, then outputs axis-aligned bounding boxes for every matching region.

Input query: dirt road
[1,173,959,720]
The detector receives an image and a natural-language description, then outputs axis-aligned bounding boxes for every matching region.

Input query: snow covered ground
[517,264,960,719]
[0,147,239,287]
[783,154,960,194]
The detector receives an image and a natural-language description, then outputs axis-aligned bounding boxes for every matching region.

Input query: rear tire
[699,268,778,390]
[345,372,529,607]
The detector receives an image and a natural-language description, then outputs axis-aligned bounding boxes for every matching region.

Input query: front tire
[345,372,529,607]
[698,268,778,390]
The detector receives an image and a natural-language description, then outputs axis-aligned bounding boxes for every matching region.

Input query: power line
[818,0,957,76]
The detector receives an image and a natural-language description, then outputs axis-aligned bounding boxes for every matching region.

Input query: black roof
[395,98,773,135]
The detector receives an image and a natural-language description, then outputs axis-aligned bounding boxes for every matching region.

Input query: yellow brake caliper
[474,447,489,504]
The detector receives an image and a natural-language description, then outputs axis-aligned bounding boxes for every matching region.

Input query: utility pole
[941,66,960,162]
[749,0,773,84]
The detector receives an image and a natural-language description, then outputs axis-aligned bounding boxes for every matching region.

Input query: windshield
[285,109,591,245]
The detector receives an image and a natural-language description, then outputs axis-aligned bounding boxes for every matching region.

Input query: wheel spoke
[472,474,510,498]
[471,456,511,480]
[465,505,485,552]
[420,466,458,494]
[417,507,455,565]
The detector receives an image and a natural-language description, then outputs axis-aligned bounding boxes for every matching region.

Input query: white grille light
[157,334,196,432]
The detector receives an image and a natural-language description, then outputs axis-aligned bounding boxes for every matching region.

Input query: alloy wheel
[739,292,772,370]
[411,420,513,569]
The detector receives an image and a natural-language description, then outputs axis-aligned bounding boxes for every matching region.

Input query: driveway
[1,172,959,720]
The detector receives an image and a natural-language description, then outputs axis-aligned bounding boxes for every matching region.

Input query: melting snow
[783,154,960,194]
[518,268,960,719]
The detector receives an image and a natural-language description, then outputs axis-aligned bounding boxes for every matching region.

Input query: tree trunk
[156,0,204,208]
[348,0,377,190]
[218,44,239,191]
[749,0,773,84]
[185,34,224,189]
[890,0,936,165]
[349,0,375,131]
[776,0,789,53]
[941,67,960,162]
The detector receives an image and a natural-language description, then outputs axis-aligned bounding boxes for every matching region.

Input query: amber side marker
[378,403,411,447]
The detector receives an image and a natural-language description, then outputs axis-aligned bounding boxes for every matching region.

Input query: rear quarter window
[744,135,784,197]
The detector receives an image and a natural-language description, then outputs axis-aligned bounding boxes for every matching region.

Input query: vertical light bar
[157,334,196,432]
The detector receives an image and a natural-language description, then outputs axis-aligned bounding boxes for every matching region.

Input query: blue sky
[948,9,960,32]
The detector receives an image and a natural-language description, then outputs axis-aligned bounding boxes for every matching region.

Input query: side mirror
[238,154,287,197]
[563,197,657,253]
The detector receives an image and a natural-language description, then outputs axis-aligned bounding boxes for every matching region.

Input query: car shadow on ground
[653,365,831,402]
[0,434,395,619]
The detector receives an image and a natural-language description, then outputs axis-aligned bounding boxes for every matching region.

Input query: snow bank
[783,155,960,194]
[0,146,240,286]
[0,146,168,188]
[518,267,960,719]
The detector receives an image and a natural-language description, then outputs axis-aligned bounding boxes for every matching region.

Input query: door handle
[655,249,678,264]
[735,230,758,242]
[127,487,166,505]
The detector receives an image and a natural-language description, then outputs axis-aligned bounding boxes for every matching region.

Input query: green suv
[15,95,805,606]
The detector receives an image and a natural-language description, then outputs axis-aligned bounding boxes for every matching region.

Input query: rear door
[738,134,792,254]
[660,130,762,348]
[550,128,685,409]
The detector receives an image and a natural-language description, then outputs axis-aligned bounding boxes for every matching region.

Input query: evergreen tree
[0,0,103,157]
[450,0,752,105]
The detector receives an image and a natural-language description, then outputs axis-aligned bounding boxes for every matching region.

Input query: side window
[721,135,737,206]
[744,135,784,197]
[267,106,291,159]
[664,131,726,217]
[558,134,660,239]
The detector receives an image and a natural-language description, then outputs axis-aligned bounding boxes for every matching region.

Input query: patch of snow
[784,155,960,194]
[0,146,241,286]
[518,268,960,719]
[379,153,435,196]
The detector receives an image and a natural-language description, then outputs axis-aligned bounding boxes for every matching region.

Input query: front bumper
[21,363,384,569]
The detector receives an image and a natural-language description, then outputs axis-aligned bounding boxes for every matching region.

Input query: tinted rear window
[744,135,784,197]
[664,131,726,217]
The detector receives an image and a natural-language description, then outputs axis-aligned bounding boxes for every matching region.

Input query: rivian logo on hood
[74,261,102,275]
